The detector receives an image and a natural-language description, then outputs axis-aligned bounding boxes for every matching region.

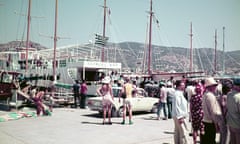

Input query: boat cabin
[0,71,21,101]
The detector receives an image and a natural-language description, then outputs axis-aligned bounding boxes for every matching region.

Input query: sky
[0,0,239,51]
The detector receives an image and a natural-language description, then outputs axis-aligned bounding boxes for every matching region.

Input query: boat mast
[25,0,31,74]
[102,0,107,62]
[214,29,217,73]
[148,0,153,75]
[222,26,225,74]
[53,0,58,82]
[189,22,193,72]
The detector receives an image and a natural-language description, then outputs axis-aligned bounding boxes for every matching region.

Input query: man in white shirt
[172,80,189,144]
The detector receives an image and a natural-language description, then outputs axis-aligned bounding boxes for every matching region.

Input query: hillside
[0,41,48,51]
[1,41,239,75]
[107,42,240,75]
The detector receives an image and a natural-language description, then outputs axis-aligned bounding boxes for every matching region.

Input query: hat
[222,79,233,94]
[159,81,166,86]
[102,76,111,84]
[205,77,218,87]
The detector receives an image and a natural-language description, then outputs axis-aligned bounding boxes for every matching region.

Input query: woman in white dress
[97,76,114,125]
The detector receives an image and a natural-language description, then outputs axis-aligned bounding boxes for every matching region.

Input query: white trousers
[173,117,189,144]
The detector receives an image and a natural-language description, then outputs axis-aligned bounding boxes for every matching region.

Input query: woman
[80,80,88,109]
[96,76,114,125]
[31,88,46,116]
[190,83,204,144]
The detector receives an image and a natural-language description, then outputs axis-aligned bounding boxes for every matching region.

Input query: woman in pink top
[31,89,46,116]
[80,80,88,109]
[96,76,114,125]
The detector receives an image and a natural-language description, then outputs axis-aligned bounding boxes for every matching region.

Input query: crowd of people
[96,71,240,144]
[157,76,240,144]
[12,71,240,144]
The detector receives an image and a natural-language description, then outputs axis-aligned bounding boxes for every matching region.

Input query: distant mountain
[1,41,239,75]
[107,42,240,75]
[0,41,48,51]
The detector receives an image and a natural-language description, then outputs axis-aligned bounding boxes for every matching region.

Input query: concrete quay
[0,108,219,144]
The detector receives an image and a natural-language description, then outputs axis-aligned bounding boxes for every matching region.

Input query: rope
[225,53,240,67]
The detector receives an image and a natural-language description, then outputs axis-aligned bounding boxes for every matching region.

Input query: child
[31,88,51,116]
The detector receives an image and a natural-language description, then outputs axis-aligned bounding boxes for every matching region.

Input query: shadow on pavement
[81,121,121,125]
[82,113,102,118]
[163,131,174,135]
[141,116,158,121]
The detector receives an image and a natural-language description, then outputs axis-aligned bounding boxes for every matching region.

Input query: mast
[189,22,193,72]
[222,26,225,74]
[142,22,149,73]
[101,0,107,62]
[53,0,58,82]
[214,29,217,73]
[25,0,31,74]
[148,0,153,75]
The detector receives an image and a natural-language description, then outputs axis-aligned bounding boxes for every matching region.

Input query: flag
[108,8,111,15]
[95,34,109,46]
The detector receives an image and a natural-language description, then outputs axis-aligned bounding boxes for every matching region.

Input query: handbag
[121,92,126,99]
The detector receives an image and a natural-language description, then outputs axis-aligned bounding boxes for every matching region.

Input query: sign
[83,61,121,69]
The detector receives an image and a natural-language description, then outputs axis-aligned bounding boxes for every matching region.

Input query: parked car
[87,87,159,117]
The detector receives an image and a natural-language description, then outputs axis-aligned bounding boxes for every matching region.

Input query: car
[87,86,159,117]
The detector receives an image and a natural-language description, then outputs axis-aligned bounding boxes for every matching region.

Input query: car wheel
[151,103,158,113]
[98,111,103,117]
[117,107,124,117]
[111,107,118,117]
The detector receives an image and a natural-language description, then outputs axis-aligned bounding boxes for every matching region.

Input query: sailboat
[0,0,122,96]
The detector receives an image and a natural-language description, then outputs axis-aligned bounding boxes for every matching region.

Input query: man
[120,77,133,125]
[72,80,80,108]
[166,81,175,119]
[201,77,226,144]
[80,80,88,109]
[226,78,240,144]
[157,82,168,120]
[172,80,189,144]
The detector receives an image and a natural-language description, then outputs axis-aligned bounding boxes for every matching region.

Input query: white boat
[0,0,122,96]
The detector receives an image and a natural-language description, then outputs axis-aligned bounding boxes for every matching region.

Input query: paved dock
[0,108,219,144]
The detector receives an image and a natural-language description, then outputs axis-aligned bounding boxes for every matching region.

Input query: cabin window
[59,60,66,67]
[2,73,13,83]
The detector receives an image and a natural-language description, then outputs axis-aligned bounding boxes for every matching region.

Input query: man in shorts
[120,77,134,125]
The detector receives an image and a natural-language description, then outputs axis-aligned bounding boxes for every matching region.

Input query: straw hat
[205,77,218,87]
[102,76,111,84]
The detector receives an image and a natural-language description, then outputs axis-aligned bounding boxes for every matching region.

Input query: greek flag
[95,34,109,46]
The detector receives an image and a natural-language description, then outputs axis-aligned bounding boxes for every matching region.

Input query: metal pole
[148,0,153,75]
[190,22,193,72]
[214,29,217,73]
[25,0,31,74]
[222,27,225,74]
[102,0,107,62]
[53,0,58,82]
